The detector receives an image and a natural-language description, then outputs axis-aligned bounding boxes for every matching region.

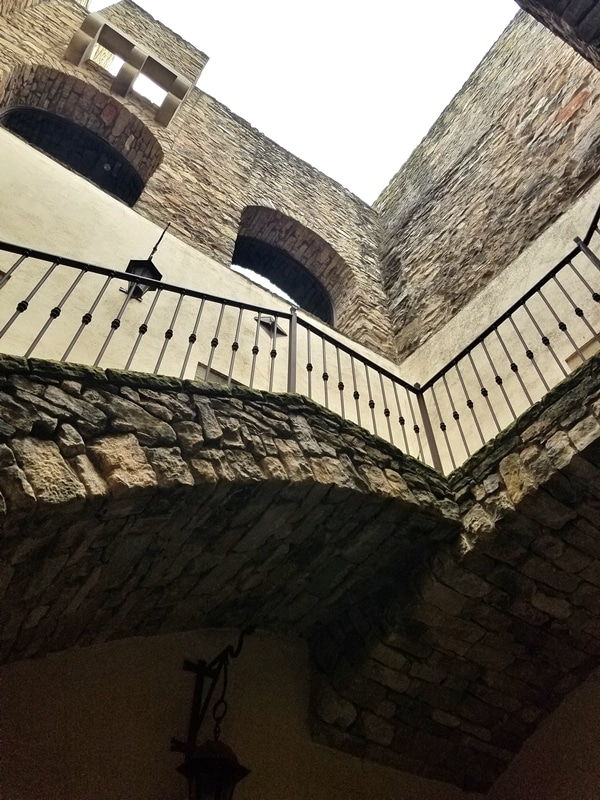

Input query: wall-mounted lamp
[122,223,169,300]
[171,627,254,800]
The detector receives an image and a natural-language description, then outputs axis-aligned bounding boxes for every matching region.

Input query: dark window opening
[232,236,334,325]
[0,107,144,206]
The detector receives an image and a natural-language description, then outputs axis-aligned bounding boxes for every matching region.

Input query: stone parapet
[0,355,458,664]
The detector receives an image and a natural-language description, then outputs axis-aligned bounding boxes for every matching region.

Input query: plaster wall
[0,629,479,800]
[487,666,600,800]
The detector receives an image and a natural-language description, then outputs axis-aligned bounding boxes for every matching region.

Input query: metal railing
[1,204,600,474]
[419,205,600,472]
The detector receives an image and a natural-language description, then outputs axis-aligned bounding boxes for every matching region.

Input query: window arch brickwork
[0,65,163,187]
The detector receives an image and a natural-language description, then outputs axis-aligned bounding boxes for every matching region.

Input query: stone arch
[234,206,358,328]
[0,64,163,196]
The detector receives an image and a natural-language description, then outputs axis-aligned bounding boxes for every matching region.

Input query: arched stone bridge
[1,353,600,792]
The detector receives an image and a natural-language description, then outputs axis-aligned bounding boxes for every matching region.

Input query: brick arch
[0,64,163,186]
[234,206,360,331]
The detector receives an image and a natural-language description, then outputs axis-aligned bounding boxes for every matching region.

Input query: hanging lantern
[171,627,254,800]
[124,257,163,300]
[177,740,250,800]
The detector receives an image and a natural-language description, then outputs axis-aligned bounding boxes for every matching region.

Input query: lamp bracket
[171,626,255,757]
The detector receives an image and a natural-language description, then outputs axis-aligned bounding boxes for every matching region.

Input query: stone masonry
[310,353,600,791]
[0,354,459,664]
[0,0,397,358]
[516,0,600,73]
[1,353,600,792]
[374,12,600,359]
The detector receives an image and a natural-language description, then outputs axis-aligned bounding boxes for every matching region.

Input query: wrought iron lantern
[124,257,163,300]
[171,627,254,800]
[122,223,169,300]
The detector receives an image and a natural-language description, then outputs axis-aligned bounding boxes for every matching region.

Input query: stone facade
[2,353,600,792]
[0,0,396,358]
[311,353,600,791]
[375,12,600,359]
[0,355,459,663]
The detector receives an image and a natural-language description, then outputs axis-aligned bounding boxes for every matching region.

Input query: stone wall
[0,64,163,183]
[101,0,208,84]
[311,353,600,791]
[516,0,600,72]
[374,11,600,359]
[0,1,396,358]
[0,354,459,664]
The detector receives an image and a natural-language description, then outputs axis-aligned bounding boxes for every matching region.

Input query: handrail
[1,203,600,473]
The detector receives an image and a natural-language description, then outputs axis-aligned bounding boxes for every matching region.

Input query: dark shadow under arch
[0,106,144,206]
[232,236,334,324]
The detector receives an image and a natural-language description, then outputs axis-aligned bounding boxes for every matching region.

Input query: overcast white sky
[93,0,519,203]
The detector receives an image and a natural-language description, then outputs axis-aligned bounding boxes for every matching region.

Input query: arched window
[232,236,334,324]
[0,66,163,204]
[233,207,341,325]
[0,107,144,206]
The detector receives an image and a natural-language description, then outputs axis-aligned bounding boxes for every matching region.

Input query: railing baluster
[305,326,313,399]
[126,288,162,371]
[467,351,501,433]
[228,307,244,388]
[321,337,329,409]
[268,314,278,393]
[391,380,410,455]
[480,338,516,420]
[350,355,361,427]
[155,291,185,375]
[537,285,584,362]
[180,297,205,380]
[93,282,136,367]
[455,361,485,447]
[407,389,425,464]
[364,364,377,435]
[25,267,86,357]
[493,327,533,405]
[62,273,113,362]
[565,261,600,349]
[508,313,549,392]
[379,372,393,445]
[429,383,455,470]
[205,303,225,382]
[522,300,568,378]
[0,252,29,291]
[336,347,345,419]
[249,311,261,389]
[442,373,469,459]
[0,260,59,339]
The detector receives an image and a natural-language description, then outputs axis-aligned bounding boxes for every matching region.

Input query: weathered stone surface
[145,447,194,488]
[87,434,157,497]
[375,11,600,358]
[12,438,85,510]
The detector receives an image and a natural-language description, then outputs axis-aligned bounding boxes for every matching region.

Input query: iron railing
[1,204,600,474]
